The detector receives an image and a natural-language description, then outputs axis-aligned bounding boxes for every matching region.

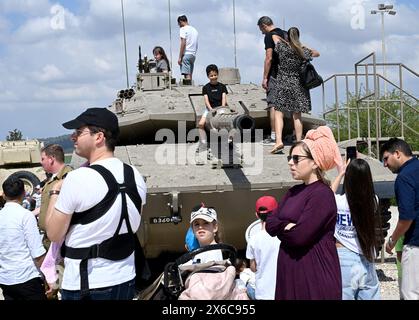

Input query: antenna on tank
[168,0,173,71]
[121,0,129,88]
[233,0,237,68]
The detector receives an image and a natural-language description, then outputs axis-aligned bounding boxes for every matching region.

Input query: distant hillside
[39,134,74,154]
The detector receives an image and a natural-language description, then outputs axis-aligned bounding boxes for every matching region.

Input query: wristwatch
[388,236,395,247]
[49,190,60,196]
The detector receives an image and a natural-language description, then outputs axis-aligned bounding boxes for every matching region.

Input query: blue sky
[0,0,417,140]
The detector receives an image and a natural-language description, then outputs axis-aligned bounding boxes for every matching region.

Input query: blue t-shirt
[395,157,419,246]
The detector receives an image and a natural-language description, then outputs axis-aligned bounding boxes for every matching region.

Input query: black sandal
[270,144,284,154]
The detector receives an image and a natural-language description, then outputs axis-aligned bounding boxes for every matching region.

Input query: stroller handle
[175,243,237,266]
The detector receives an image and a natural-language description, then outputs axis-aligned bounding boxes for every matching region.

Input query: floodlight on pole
[370,3,396,95]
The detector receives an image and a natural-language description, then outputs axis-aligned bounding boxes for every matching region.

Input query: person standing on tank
[257,16,286,146]
[177,15,198,81]
[269,27,320,155]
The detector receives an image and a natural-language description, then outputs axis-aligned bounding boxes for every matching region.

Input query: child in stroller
[138,204,249,300]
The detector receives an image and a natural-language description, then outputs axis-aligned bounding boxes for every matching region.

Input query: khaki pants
[401,244,419,300]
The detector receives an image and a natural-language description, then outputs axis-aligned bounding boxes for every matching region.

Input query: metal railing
[322,52,418,158]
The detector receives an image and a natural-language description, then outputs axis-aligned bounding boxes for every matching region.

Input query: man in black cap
[45,107,147,300]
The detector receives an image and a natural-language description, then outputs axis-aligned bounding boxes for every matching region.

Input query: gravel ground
[377,259,400,300]
[376,206,401,300]
[0,207,402,301]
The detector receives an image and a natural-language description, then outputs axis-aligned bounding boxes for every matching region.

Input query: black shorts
[0,277,46,300]
[266,76,277,108]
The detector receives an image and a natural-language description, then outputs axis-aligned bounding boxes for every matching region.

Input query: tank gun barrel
[206,107,255,132]
[138,45,142,73]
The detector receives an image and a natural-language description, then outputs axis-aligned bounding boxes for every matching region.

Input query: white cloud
[0,90,18,103]
[14,17,55,43]
[11,6,81,44]
[34,86,98,101]
[0,0,417,139]
[328,0,358,24]
[0,0,51,16]
[0,16,9,31]
[35,64,64,82]
[88,0,122,17]
[94,58,112,71]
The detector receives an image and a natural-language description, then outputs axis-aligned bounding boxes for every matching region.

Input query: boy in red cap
[246,196,280,299]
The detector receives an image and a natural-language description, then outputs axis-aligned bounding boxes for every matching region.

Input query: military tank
[0,139,45,196]
[71,51,395,262]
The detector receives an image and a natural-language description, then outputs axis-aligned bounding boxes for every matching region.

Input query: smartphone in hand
[346,146,357,161]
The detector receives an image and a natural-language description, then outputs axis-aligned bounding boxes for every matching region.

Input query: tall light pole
[371,4,396,95]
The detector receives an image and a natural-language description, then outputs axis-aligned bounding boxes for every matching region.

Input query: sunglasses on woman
[287,155,310,164]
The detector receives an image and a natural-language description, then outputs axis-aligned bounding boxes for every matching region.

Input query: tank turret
[110,46,325,146]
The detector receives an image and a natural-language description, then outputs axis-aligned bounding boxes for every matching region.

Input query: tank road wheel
[9,171,41,195]
[375,198,392,255]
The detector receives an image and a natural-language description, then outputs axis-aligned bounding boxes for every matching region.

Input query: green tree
[324,90,419,154]
[6,129,23,141]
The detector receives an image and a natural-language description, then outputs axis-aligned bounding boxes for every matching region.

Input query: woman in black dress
[270,27,320,154]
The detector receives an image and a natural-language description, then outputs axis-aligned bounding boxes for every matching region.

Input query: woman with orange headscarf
[266,126,343,300]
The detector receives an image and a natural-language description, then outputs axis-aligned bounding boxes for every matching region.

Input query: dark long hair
[153,46,171,72]
[344,159,379,262]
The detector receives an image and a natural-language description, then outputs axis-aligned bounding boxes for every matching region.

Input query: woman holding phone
[331,158,381,300]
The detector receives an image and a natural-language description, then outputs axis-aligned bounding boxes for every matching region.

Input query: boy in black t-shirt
[198,64,228,147]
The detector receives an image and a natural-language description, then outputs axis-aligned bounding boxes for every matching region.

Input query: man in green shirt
[38,144,72,241]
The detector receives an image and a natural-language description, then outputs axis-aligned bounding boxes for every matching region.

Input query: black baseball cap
[62,107,119,136]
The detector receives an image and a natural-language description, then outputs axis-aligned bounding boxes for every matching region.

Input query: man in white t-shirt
[45,107,147,300]
[177,15,198,81]
[246,196,280,300]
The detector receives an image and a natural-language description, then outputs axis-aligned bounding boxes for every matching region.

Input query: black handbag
[300,58,323,90]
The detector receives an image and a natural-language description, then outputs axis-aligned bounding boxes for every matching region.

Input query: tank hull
[82,143,395,258]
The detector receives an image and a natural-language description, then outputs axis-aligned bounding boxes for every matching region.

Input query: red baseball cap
[255,196,278,214]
